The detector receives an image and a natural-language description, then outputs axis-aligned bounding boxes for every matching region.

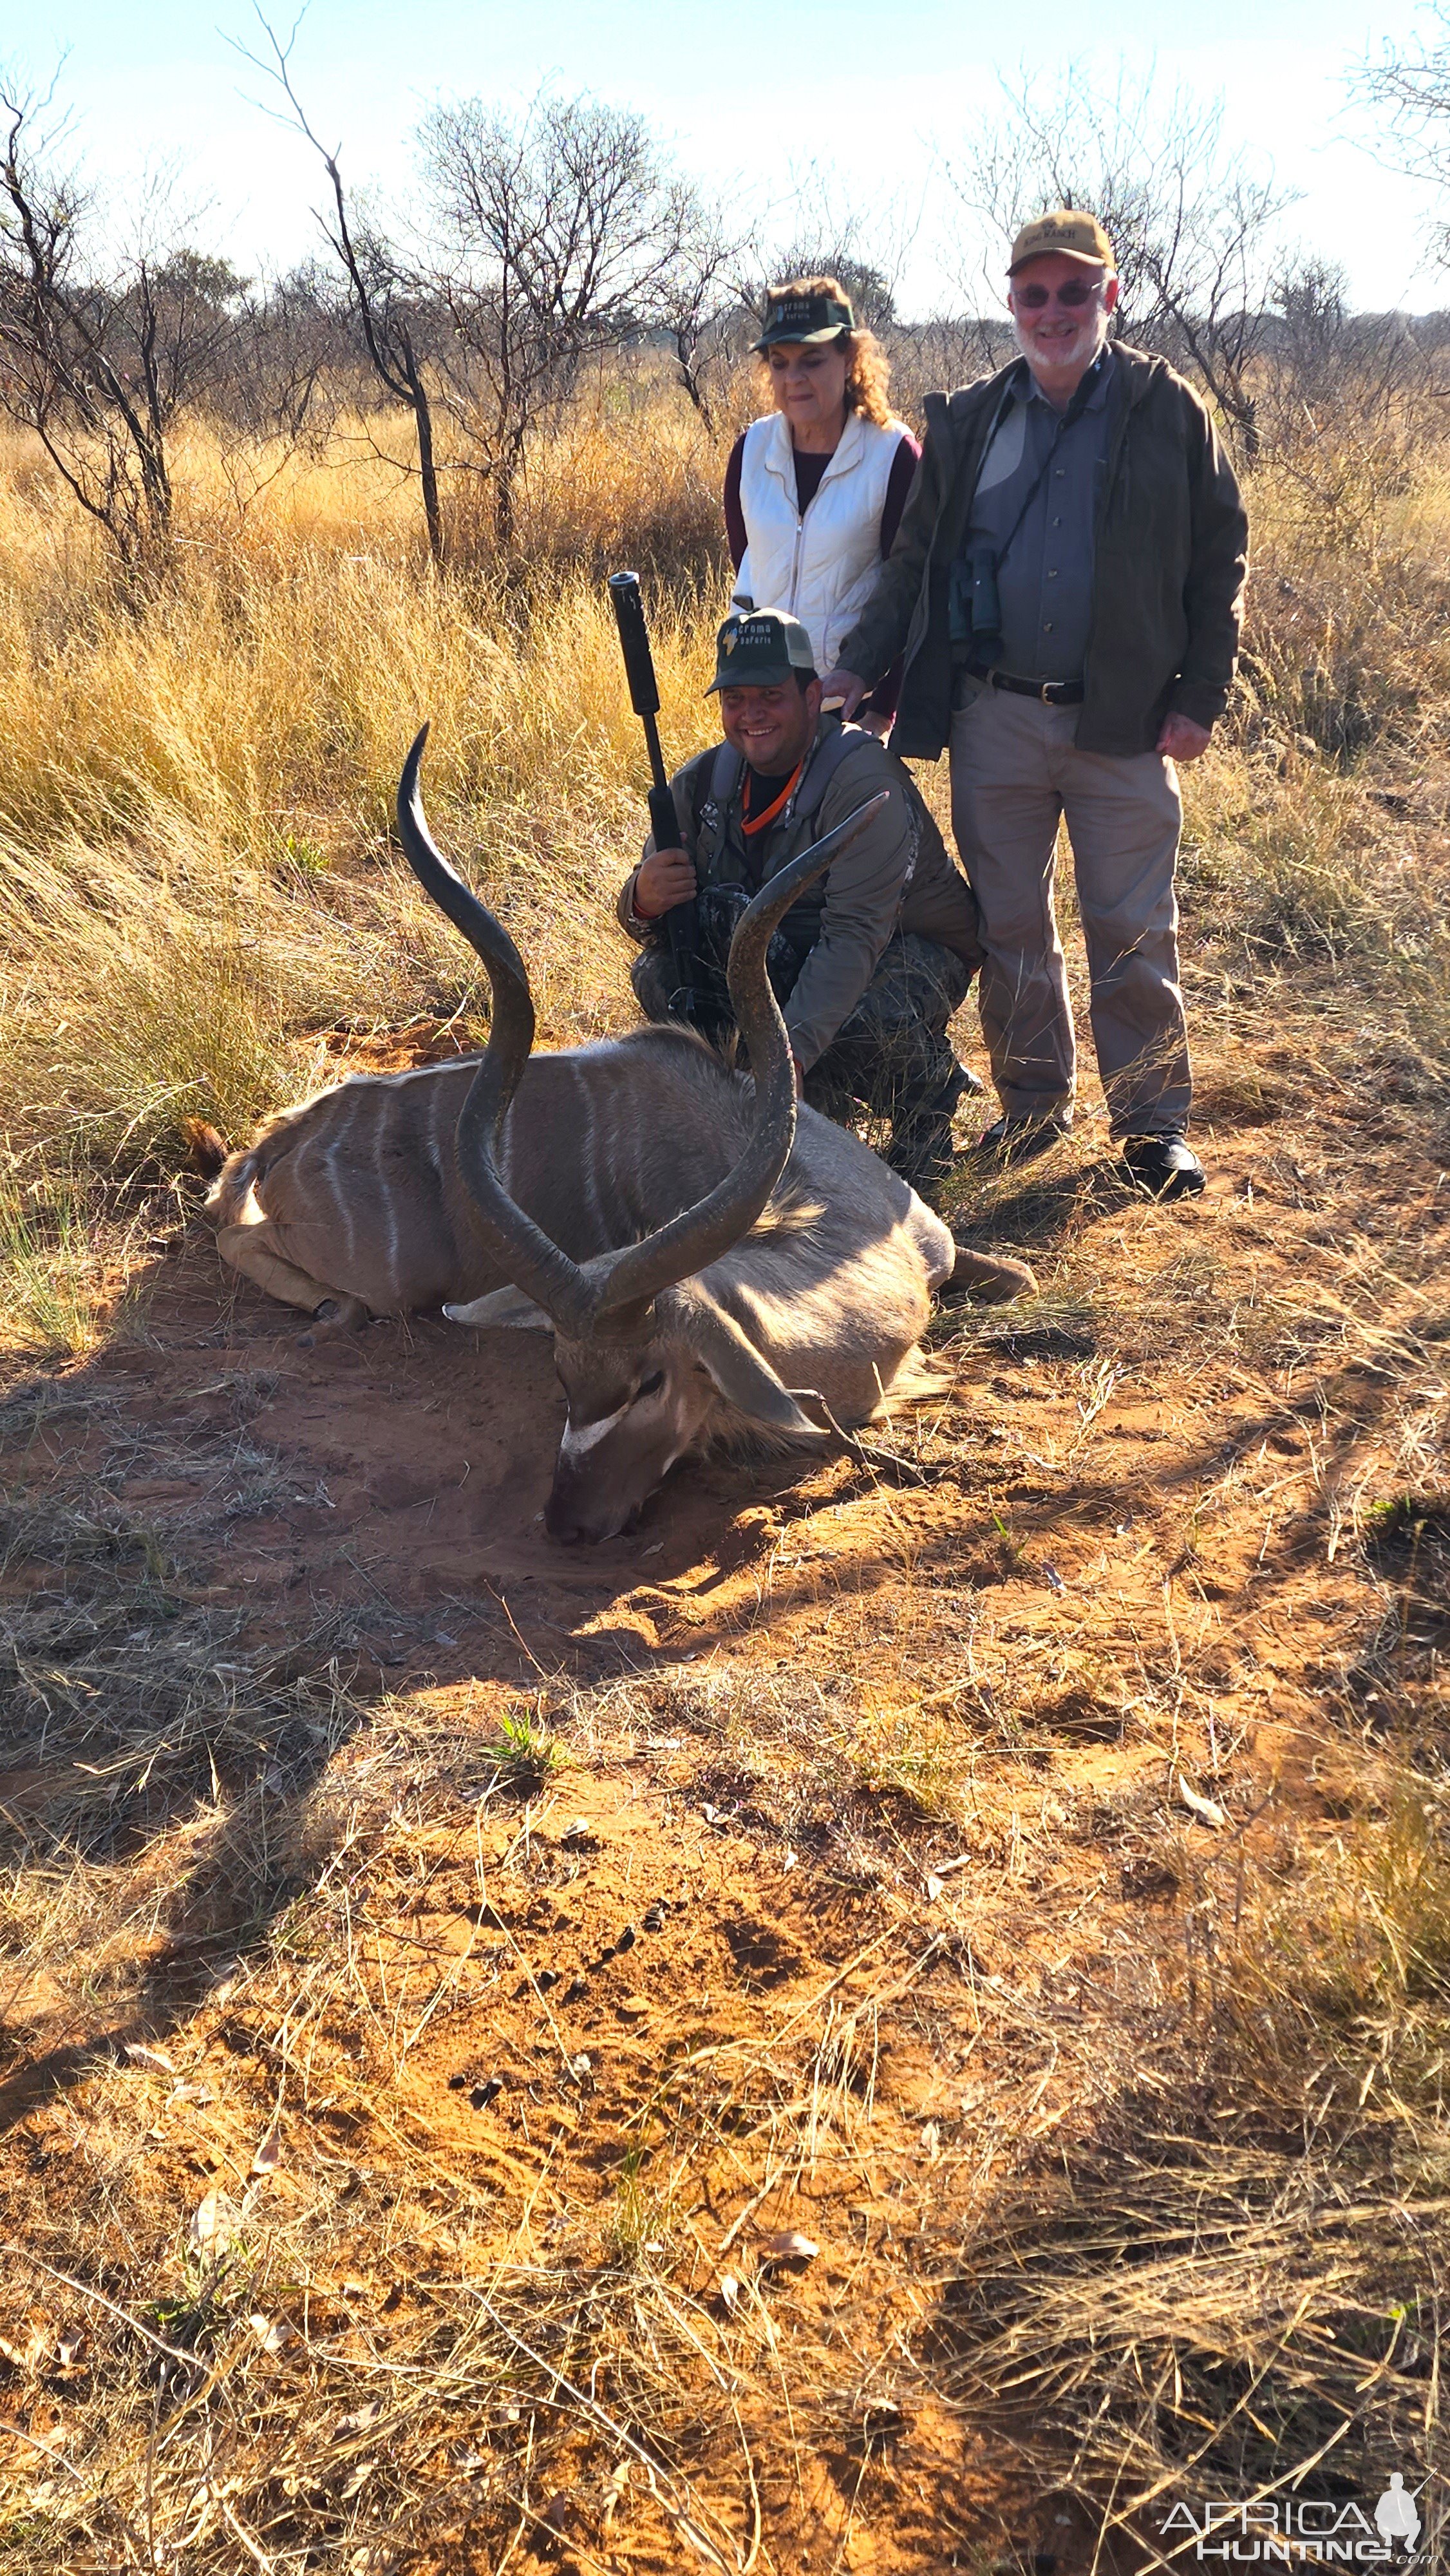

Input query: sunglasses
[1013,279,1103,312]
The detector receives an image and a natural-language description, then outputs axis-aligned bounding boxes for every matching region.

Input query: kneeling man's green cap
[706,607,817,694]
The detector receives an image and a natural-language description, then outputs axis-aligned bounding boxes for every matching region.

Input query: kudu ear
[683,1286,833,1441]
[444,1287,552,1331]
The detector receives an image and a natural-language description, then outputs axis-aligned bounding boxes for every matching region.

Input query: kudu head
[397,727,887,1542]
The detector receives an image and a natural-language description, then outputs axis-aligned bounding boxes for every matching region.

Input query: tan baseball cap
[1008,211,1116,276]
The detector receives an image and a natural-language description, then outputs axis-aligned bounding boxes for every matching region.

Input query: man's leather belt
[966,663,1085,706]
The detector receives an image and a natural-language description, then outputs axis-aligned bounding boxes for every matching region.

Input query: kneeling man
[617,607,982,1198]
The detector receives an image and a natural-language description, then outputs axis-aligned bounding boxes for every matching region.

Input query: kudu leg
[214,1224,368,1331]
[947,1245,1039,1304]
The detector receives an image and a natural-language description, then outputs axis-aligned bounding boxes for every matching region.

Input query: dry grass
[0,421,732,1200]
[0,375,1446,1195]
[941,1767,1450,2559]
[3,1537,1445,2569]
[0,371,1449,2570]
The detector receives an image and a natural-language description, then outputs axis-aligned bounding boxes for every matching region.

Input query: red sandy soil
[1,1050,1444,2572]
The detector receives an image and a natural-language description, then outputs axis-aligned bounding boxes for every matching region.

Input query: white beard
[1012,313,1110,381]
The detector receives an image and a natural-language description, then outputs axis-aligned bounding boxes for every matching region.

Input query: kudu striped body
[203,730,1031,1540]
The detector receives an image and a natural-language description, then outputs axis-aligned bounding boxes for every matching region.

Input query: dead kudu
[200,728,1033,1540]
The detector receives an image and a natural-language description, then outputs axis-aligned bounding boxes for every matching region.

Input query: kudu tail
[184,1118,230,1182]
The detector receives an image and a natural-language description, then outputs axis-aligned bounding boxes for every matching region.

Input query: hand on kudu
[634,845,699,918]
[1156,712,1213,764]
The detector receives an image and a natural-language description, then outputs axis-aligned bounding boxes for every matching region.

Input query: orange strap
[741,760,804,838]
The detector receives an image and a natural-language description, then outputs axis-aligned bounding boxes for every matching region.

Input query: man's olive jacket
[836,343,1249,761]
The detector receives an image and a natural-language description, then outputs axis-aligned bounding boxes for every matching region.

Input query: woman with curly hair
[725,277,918,732]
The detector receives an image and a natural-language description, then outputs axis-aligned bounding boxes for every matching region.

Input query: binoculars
[949,545,1003,655]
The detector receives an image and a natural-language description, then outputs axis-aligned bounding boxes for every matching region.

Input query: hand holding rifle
[633,843,697,917]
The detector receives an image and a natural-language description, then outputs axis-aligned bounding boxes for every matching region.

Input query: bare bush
[209,263,352,451]
[0,86,250,572]
[659,208,756,436]
[234,14,449,561]
[239,20,738,558]
[1256,261,1431,547]
[942,62,1296,454]
[416,90,711,545]
[1355,5,1450,268]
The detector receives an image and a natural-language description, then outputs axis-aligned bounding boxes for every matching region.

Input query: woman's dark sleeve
[878,428,922,560]
[723,433,748,574]
[864,430,923,721]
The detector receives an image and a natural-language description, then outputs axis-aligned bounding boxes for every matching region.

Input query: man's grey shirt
[963,350,1115,684]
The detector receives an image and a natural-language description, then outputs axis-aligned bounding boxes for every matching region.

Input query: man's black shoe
[1121,1133,1205,1200]
[974,1115,1070,1168]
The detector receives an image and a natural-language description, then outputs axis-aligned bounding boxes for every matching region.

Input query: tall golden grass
[0,369,1447,1347]
[0,409,730,1231]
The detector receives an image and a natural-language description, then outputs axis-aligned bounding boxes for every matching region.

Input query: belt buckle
[1040,680,1056,705]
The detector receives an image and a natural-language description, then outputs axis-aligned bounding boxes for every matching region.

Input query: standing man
[821,211,1248,1199]
[617,607,983,1200]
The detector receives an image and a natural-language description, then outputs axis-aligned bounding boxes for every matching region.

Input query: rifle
[607,569,699,1020]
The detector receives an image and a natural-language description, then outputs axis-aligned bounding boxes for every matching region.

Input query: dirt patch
[0,1027,1445,2571]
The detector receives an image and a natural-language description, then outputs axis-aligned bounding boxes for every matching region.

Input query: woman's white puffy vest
[734,408,907,675]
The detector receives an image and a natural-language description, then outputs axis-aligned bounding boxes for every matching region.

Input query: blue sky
[26,0,1445,314]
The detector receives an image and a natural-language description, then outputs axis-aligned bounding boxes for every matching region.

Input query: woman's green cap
[751,289,855,351]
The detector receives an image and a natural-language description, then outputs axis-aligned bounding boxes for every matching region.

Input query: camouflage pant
[631,911,973,1189]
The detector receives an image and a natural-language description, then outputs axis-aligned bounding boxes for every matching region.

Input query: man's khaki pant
[948,682,1191,1137]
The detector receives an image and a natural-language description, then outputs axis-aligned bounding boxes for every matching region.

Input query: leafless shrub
[1255,261,1433,545]
[207,262,350,452]
[659,207,757,437]
[238,17,742,561]
[942,61,1296,455]
[0,86,254,574]
[415,89,712,547]
[1355,4,1450,269]
[232,14,450,561]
